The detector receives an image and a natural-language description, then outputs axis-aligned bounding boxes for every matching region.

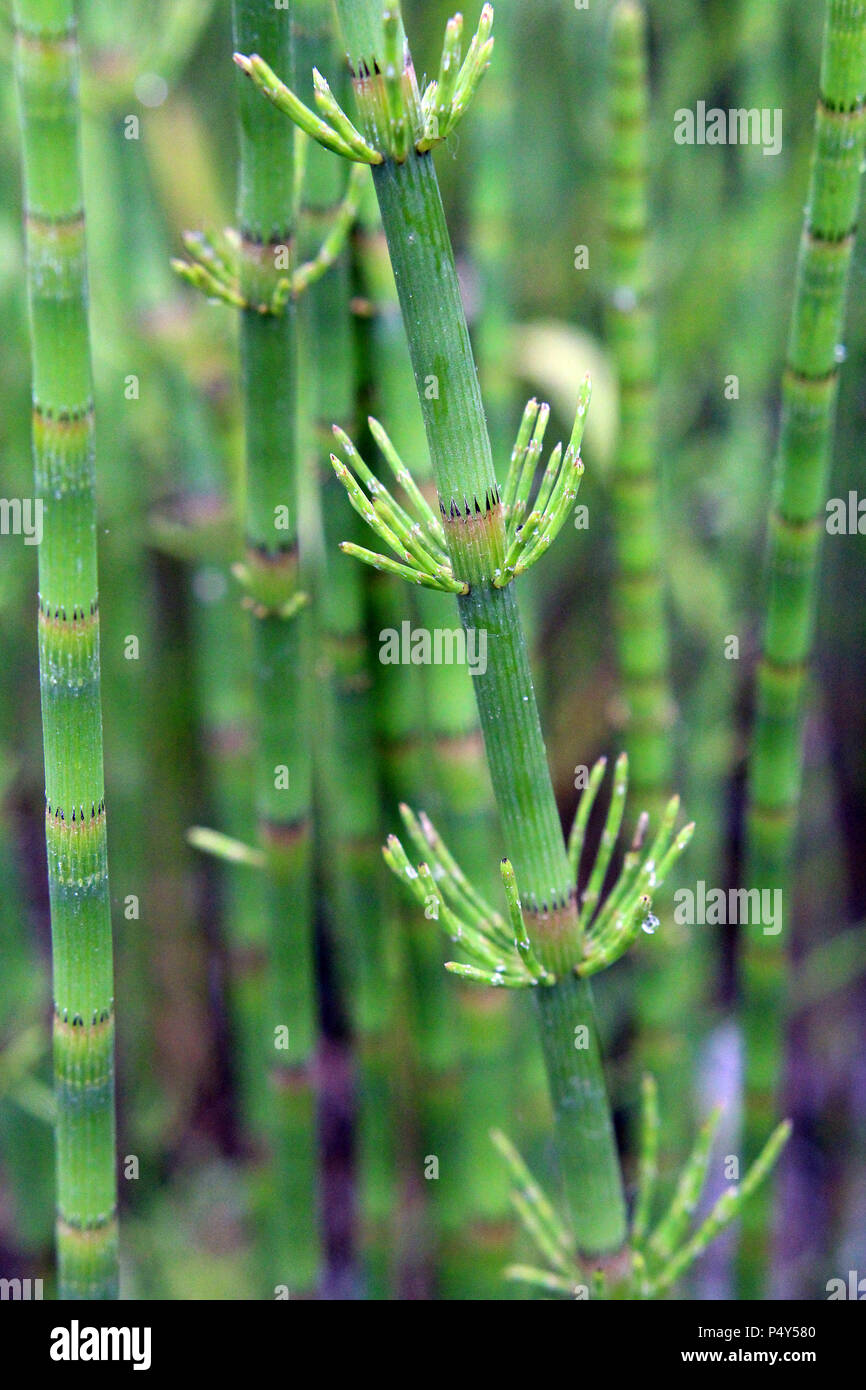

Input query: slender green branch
[13,0,118,1299]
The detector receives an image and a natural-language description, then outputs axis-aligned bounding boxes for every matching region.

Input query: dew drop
[835,343,847,364]
[612,286,637,313]
[641,913,660,935]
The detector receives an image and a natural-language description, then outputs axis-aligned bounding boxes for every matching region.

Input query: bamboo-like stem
[232,0,319,1293]
[295,0,397,1296]
[354,171,514,1294]
[13,0,118,1298]
[467,10,551,1276]
[417,602,515,1298]
[605,1,673,821]
[741,0,866,1295]
[85,111,173,1191]
[353,172,465,1294]
[334,0,627,1259]
[605,0,694,1198]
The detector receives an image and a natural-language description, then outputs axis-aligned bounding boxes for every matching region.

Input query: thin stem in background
[232,0,319,1294]
[296,0,398,1296]
[604,0,696,1199]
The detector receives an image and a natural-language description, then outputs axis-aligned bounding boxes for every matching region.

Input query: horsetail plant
[493,1081,791,1300]
[238,0,630,1260]
[605,0,697,1203]
[384,755,694,990]
[12,0,118,1298]
[350,174,514,1298]
[605,1,673,818]
[237,0,790,1282]
[230,0,320,1296]
[464,6,554,1282]
[740,0,866,1295]
[173,0,343,1294]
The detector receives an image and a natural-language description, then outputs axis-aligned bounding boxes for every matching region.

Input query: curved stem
[336,0,627,1258]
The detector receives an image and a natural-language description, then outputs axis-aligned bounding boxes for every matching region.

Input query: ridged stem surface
[13,0,118,1299]
[355,172,513,1294]
[337,0,627,1258]
[605,0,693,1194]
[741,0,866,1295]
[295,0,399,1295]
[233,0,319,1294]
[605,1,673,815]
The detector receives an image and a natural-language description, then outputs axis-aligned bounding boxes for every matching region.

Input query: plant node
[331,419,469,593]
[235,4,494,165]
[385,753,694,987]
[384,806,554,988]
[495,377,590,588]
[232,553,309,620]
[494,1085,791,1298]
[172,163,367,311]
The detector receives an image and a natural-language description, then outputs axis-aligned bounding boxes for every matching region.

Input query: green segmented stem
[336,0,627,1259]
[353,178,463,1295]
[93,112,182,1186]
[467,18,550,1276]
[469,0,513,456]
[13,0,118,1299]
[741,0,866,1295]
[606,0,692,1209]
[233,0,319,1294]
[296,0,399,1296]
[353,168,513,1295]
[405,359,513,1290]
[605,3,672,813]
